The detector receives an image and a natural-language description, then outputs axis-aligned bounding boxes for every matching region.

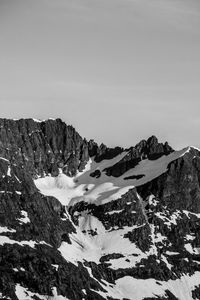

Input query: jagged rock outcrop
[0,118,200,300]
[104,136,173,177]
[0,118,89,177]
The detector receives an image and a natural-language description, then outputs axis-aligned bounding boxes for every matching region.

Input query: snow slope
[35,147,188,207]
[33,146,200,300]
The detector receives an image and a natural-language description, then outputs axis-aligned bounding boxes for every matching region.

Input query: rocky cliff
[0,118,200,300]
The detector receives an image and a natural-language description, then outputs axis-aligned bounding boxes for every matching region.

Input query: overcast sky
[0,0,200,149]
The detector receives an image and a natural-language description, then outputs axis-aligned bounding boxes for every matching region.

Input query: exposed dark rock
[104,136,174,177]
[90,169,101,178]
[124,174,145,180]
[0,118,200,300]
[0,118,89,177]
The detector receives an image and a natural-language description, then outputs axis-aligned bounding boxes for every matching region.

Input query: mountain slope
[0,118,200,300]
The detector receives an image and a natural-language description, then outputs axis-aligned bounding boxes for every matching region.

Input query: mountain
[0,118,200,300]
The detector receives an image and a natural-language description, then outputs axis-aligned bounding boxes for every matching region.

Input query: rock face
[0,118,89,177]
[104,136,173,177]
[0,118,200,300]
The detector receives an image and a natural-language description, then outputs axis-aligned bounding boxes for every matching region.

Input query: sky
[0,0,200,149]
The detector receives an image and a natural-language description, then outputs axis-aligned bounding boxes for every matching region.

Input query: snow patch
[155,210,182,228]
[15,284,48,300]
[16,191,22,195]
[51,287,70,300]
[17,210,30,224]
[7,166,11,176]
[161,255,173,270]
[114,271,200,300]
[59,213,147,267]
[184,243,199,255]
[0,236,50,248]
[148,194,158,206]
[185,234,195,241]
[0,157,9,162]
[106,209,124,215]
[190,146,200,151]
[52,264,59,271]
[0,226,16,234]
[35,148,188,207]
[183,210,200,219]
[166,251,179,255]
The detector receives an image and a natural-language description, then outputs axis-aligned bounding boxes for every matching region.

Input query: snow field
[34,147,200,300]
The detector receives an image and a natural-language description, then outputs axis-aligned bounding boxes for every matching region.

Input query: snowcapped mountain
[0,118,200,300]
